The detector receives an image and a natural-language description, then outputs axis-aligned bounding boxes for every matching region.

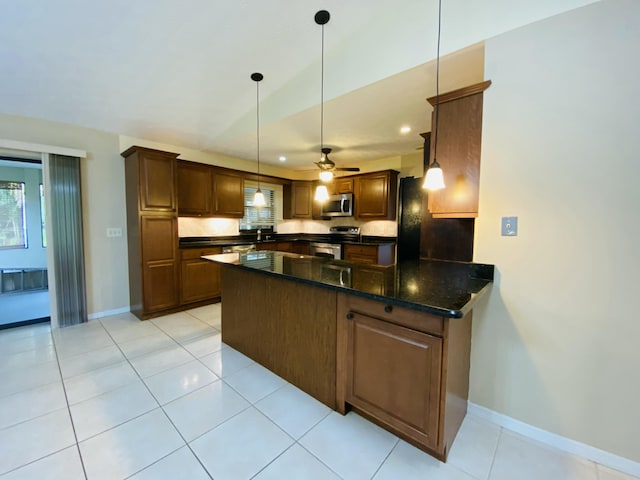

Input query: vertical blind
[49,154,87,327]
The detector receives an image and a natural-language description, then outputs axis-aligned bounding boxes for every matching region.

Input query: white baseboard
[88,306,131,320]
[467,402,640,477]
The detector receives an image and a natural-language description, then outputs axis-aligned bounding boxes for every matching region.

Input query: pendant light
[423,0,446,191]
[252,72,266,207]
[314,10,331,202]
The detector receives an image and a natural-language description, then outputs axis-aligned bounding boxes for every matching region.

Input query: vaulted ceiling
[0,0,598,170]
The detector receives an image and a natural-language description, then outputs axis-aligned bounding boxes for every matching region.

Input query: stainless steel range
[309,226,360,259]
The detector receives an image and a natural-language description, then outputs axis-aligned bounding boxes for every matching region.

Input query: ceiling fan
[315,147,360,174]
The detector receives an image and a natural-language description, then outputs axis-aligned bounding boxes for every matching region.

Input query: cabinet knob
[346,312,354,320]
[384,305,393,313]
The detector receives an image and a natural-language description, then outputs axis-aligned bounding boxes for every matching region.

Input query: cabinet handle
[384,305,393,313]
[346,312,354,320]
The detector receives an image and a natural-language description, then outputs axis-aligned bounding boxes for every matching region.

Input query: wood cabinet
[177,161,244,218]
[212,169,244,217]
[343,243,395,266]
[426,81,491,218]
[330,177,354,194]
[355,170,398,220]
[351,264,394,295]
[177,161,211,216]
[337,293,472,461]
[122,146,180,319]
[180,247,222,305]
[257,242,293,252]
[291,241,311,255]
[284,181,313,219]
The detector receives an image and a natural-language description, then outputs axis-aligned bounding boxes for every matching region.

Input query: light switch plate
[107,227,122,238]
[501,216,518,236]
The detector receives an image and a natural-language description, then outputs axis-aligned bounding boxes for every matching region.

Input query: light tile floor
[0,304,637,480]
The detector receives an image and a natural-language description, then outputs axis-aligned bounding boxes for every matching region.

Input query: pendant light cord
[433,0,442,164]
[320,22,325,153]
[256,78,261,189]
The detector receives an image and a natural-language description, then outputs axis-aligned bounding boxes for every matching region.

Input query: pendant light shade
[314,184,330,202]
[423,159,445,190]
[319,170,333,182]
[424,0,446,191]
[251,72,266,206]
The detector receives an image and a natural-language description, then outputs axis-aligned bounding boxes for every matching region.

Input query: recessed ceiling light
[400,126,411,134]
[279,156,286,162]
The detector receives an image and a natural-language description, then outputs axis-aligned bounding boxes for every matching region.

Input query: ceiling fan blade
[335,167,360,172]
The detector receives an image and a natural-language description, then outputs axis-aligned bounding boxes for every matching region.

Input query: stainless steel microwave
[321,193,353,217]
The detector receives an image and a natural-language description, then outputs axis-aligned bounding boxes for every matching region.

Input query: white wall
[0,113,129,317]
[0,165,46,268]
[472,0,640,462]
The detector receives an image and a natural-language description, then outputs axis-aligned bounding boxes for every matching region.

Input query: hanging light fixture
[251,72,266,206]
[423,0,446,191]
[314,9,331,202]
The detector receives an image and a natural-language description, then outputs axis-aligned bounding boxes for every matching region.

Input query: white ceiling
[0,0,598,170]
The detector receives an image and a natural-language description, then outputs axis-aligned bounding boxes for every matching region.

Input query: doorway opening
[0,155,50,329]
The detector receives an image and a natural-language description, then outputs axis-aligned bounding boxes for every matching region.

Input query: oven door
[310,242,341,259]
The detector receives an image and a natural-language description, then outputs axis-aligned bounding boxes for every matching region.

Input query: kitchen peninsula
[203,251,493,460]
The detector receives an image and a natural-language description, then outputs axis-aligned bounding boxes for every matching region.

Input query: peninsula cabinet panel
[346,312,442,451]
[177,161,212,216]
[337,292,472,461]
[212,170,244,217]
[221,266,337,408]
[355,170,398,220]
[426,81,490,218]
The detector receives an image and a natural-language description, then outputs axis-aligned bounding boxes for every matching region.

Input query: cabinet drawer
[343,244,377,256]
[180,246,222,260]
[340,293,443,336]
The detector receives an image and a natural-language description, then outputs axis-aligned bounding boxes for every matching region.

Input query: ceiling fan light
[423,160,445,191]
[319,171,333,182]
[314,184,330,202]
[253,188,266,206]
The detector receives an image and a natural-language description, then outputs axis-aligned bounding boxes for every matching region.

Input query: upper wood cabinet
[284,181,313,219]
[426,81,491,218]
[122,146,178,213]
[177,161,244,218]
[330,177,354,195]
[177,161,212,216]
[355,170,398,220]
[213,169,244,217]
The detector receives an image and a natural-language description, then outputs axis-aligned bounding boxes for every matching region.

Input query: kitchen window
[0,180,27,249]
[240,181,281,231]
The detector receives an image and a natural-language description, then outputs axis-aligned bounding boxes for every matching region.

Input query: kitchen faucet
[257,229,261,241]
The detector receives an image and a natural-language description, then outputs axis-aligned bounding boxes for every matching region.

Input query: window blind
[240,185,276,230]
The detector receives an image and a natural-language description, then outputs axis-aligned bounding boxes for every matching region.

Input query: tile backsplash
[179,217,397,238]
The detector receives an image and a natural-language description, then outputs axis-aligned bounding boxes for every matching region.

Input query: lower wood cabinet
[337,293,472,461]
[179,247,222,305]
[343,243,395,265]
[256,242,293,252]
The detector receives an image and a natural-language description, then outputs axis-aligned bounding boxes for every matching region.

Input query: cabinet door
[332,178,354,194]
[427,91,484,218]
[355,171,397,220]
[181,258,221,304]
[346,312,442,450]
[141,216,178,312]
[213,170,244,217]
[292,182,313,218]
[139,151,177,212]
[177,161,212,216]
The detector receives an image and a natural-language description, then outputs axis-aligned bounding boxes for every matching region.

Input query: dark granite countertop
[202,251,493,318]
[179,234,396,249]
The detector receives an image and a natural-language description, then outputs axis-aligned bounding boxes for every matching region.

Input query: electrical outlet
[501,217,518,236]
[106,227,122,238]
